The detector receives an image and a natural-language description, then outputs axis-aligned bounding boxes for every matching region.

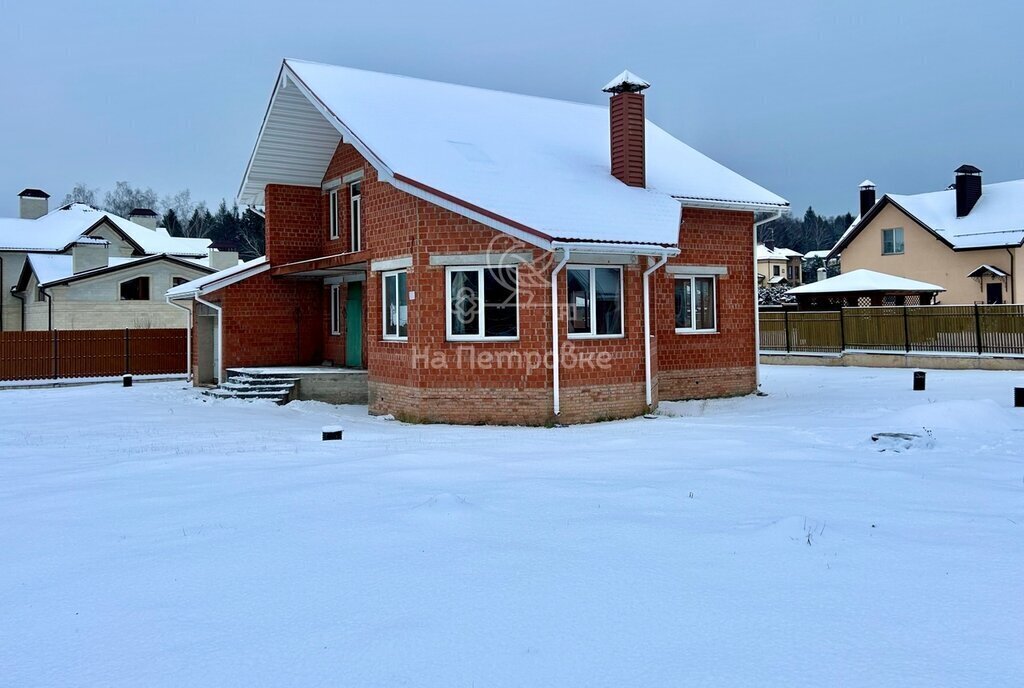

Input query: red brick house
[168,61,788,424]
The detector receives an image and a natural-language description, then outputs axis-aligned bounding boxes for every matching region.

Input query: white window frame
[382,270,408,341]
[882,227,904,255]
[565,265,625,339]
[328,189,339,240]
[118,275,151,301]
[349,180,361,252]
[330,284,341,335]
[674,275,718,335]
[444,265,519,342]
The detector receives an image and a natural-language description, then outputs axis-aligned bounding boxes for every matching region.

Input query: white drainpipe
[166,296,193,382]
[550,247,571,417]
[752,210,784,389]
[643,252,671,408]
[194,293,223,385]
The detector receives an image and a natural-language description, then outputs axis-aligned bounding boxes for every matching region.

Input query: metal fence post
[903,306,911,353]
[51,330,58,379]
[784,309,791,353]
[974,303,983,355]
[838,306,845,352]
[124,329,131,375]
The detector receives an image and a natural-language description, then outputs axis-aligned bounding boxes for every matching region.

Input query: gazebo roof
[787,269,945,296]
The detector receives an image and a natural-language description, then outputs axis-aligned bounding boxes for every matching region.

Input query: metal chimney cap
[602,70,651,94]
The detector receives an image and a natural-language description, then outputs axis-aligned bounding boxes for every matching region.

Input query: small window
[773,264,781,277]
[349,181,361,251]
[447,266,517,340]
[330,284,341,335]
[566,266,623,338]
[674,276,716,333]
[882,227,904,255]
[119,276,150,301]
[36,286,46,302]
[328,190,339,240]
[172,276,189,288]
[382,271,408,340]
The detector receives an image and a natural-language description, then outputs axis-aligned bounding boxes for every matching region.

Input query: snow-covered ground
[1,366,1022,686]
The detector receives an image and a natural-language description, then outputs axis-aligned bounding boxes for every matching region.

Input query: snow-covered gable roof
[0,203,212,256]
[240,60,787,247]
[831,179,1024,257]
[787,269,945,295]
[167,256,269,298]
[23,252,215,289]
[756,244,802,260]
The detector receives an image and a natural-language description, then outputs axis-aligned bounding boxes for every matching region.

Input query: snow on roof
[802,250,833,260]
[601,70,651,93]
[756,244,802,260]
[835,179,1024,254]
[967,264,1008,278]
[859,179,876,188]
[166,256,269,298]
[887,179,1024,249]
[26,253,148,287]
[242,60,787,247]
[786,269,945,295]
[0,203,212,256]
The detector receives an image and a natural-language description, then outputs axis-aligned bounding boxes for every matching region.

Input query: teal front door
[345,282,363,368]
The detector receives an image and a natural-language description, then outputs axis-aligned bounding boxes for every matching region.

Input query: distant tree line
[62,182,265,260]
[757,206,854,255]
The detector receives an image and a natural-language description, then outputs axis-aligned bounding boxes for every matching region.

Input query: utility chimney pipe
[603,70,651,188]
[954,165,982,218]
[18,188,49,219]
[858,180,876,218]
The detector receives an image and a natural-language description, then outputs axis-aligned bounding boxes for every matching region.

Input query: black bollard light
[123,374,133,388]
[322,425,343,441]
[1015,387,1024,408]
[913,371,926,391]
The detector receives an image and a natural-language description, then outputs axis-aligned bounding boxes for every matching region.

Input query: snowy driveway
[1,366,1022,686]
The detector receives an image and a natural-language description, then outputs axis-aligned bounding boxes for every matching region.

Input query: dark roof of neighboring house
[18,188,50,198]
[128,208,159,217]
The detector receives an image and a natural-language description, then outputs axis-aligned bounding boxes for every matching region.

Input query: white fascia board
[550,241,679,257]
[677,198,790,213]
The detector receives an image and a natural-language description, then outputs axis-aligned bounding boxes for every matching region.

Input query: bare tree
[62,183,98,206]
[103,181,160,218]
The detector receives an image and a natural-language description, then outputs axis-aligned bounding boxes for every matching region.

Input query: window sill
[382,336,408,343]
[330,331,341,336]
[445,336,520,343]
[675,329,719,336]
[567,333,625,340]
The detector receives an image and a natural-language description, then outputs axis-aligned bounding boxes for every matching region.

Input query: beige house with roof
[757,242,803,285]
[0,190,237,330]
[830,167,1024,305]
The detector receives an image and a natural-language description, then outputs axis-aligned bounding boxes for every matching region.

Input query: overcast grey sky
[1,0,1021,219]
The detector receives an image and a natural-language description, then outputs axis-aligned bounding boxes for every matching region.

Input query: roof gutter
[643,252,671,408]
[550,247,571,419]
[550,240,681,257]
[676,198,790,213]
[752,209,784,390]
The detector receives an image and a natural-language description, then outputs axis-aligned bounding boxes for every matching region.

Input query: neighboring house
[757,243,803,285]
[0,193,238,330]
[169,61,788,425]
[829,167,1024,304]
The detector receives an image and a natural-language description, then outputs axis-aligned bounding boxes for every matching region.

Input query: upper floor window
[567,266,623,338]
[675,276,716,333]
[772,265,781,276]
[349,181,362,251]
[119,276,150,301]
[172,276,189,288]
[382,271,408,340]
[446,266,517,340]
[882,227,904,255]
[328,189,339,240]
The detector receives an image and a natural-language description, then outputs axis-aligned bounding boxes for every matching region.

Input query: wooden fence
[761,305,1024,356]
[0,329,186,381]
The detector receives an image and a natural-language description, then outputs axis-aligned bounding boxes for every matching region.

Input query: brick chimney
[602,70,650,188]
[859,180,876,218]
[71,239,109,274]
[954,164,982,217]
[18,188,49,219]
[128,207,160,230]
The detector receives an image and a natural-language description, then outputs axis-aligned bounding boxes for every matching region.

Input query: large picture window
[328,189,339,240]
[674,276,716,333]
[382,271,408,340]
[446,266,518,340]
[567,266,623,338]
[882,227,904,255]
[349,181,362,251]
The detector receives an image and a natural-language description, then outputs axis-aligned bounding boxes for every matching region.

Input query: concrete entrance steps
[203,369,301,404]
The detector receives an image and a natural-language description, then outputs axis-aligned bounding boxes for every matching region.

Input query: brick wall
[657,207,757,399]
[264,184,322,265]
